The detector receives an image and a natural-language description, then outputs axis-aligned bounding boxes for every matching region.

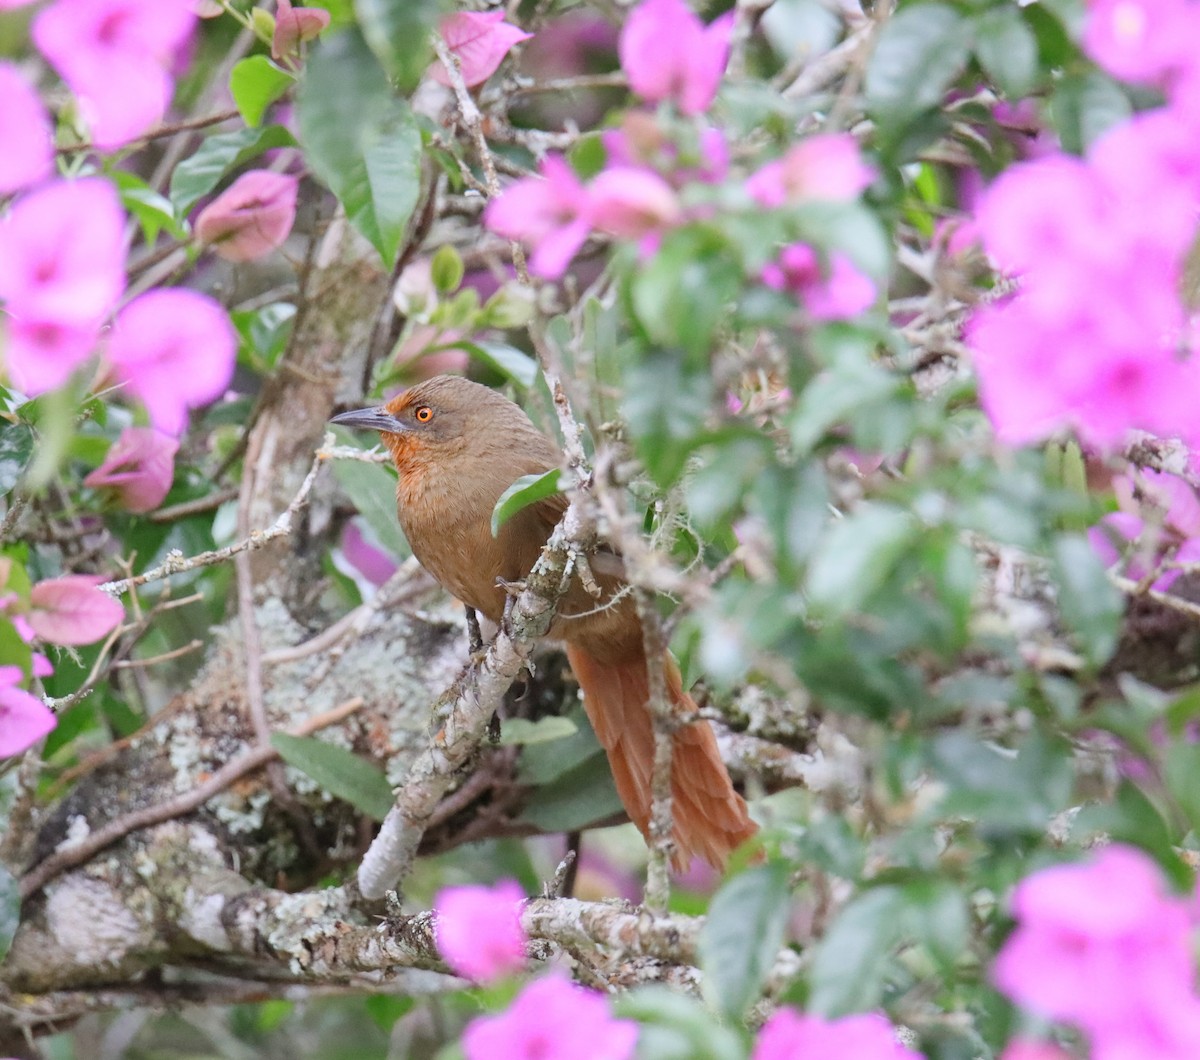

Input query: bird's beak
[329,406,409,434]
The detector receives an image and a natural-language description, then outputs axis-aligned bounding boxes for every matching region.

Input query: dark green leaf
[808,885,906,1016]
[354,0,441,90]
[364,994,415,1032]
[1052,533,1123,666]
[331,449,410,560]
[0,422,34,498]
[496,715,577,746]
[698,862,792,1018]
[973,7,1039,99]
[298,30,422,267]
[271,732,394,821]
[457,340,539,388]
[1051,71,1131,154]
[517,748,623,832]
[518,706,604,785]
[0,865,18,962]
[491,468,562,537]
[169,125,297,215]
[866,4,973,128]
[229,55,296,127]
[806,505,917,618]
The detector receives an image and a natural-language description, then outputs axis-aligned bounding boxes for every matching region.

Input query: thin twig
[148,488,239,523]
[58,108,240,157]
[19,697,364,899]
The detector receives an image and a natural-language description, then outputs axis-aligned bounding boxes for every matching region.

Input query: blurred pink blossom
[762,243,876,321]
[588,167,681,241]
[106,289,237,436]
[1083,0,1197,86]
[618,0,732,115]
[434,879,526,982]
[752,1009,921,1059]
[392,325,471,381]
[0,178,125,394]
[195,170,299,262]
[0,665,56,758]
[0,63,54,195]
[28,575,124,646]
[748,133,874,207]
[993,844,1200,1060]
[0,0,37,7]
[430,10,531,88]
[84,427,179,513]
[485,155,592,279]
[339,520,399,588]
[33,0,196,150]
[463,974,638,1060]
[271,0,330,63]
[602,116,729,186]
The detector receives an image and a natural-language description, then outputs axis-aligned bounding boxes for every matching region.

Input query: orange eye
[414,405,433,423]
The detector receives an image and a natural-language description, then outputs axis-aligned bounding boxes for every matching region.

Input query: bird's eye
[414,405,433,423]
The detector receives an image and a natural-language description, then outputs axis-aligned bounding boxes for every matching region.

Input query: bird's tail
[565,642,757,872]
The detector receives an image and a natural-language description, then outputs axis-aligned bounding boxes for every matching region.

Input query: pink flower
[28,575,124,646]
[1083,0,1197,86]
[588,167,682,241]
[195,171,299,262]
[339,520,399,587]
[434,879,526,982]
[748,133,875,207]
[430,10,531,88]
[485,155,592,280]
[752,1009,921,1060]
[993,845,1200,1059]
[762,243,876,321]
[271,0,330,63]
[0,665,56,758]
[0,178,125,394]
[33,0,196,150]
[105,289,236,436]
[0,63,53,194]
[84,427,179,513]
[618,0,733,115]
[463,975,638,1060]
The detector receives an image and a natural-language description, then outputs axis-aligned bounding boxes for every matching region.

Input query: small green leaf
[517,749,623,832]
[170,125,297,215]
[806,505,917,618]
[0,422,34,498]
[1052,533,1123,666]
[298,30,422,267]
[229,55,296,128]
[974,7,1039,99]
[331,448,410,560]
[807,885,907,1017]
[429,244,465,293]
[617,988,746,1060]
[497,715,577,746]
[0,864,18,962]
[698,862,791,1018]
[491,468,562,537]
[364,994,415,1032]
[271,732,394,821]
[113,172,188,244]
[791,357,897,454]
[457,340,539,388]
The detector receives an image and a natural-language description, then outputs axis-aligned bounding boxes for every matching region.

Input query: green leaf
[517,748,623,832]
[619,988,745,1060]
[169,124,297,215]
[354,0,441,91]
[791,356,897,454]
[0,422,34,498]
[491,469,562,537]
[430,244,464,293]
[1051,71,1131,154]
[229,55,296,127]
[112,171,188,244]
[298,30,422,267]
[865,4,973,129]
[808,885,907,1017]
[497,715,578,746]
[330,448,410,560]
[973,7,1039,99]
[0,864,18,962]
[1052,533,1123,666]
[364,994,415,1032]
[698,863,792,1019]
[271,732,394,821]
[457,340,539,388]
[518,706,604,785]
[806,505,918,619]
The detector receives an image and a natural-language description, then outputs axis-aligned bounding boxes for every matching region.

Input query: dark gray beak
[329,406,408,434]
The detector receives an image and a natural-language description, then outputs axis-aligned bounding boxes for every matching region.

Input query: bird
[331,375,757,871]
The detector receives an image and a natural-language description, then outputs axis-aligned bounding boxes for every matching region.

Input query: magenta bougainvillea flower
[993,845,1200,1060]
[0,178,126,394]
[618,0,732,115]
[33,0,195,149]
[105,289,237,436]
[588,166,682,241]
[752,1009,921,1059]
[28,575,124,646]
[747,133,875,207]
[195,171,299,262]
[434,879,526,982]
[271,0,330,63]
[84,427,179,513]
[1083,0,1197,86]
[462,975,638,1060]
[762,243,876,322]
[0,63,53,195]
[430,11,531,88]
[0,666,56,758]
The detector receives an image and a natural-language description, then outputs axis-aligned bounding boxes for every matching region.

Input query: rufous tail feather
[565,643,757,872]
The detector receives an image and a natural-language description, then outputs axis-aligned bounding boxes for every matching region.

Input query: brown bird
[331,375,756,871]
